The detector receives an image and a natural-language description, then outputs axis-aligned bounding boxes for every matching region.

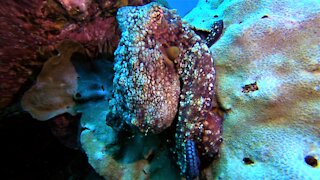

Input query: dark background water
[0,115,102,180]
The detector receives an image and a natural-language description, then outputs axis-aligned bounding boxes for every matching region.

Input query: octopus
[110,3,223,179]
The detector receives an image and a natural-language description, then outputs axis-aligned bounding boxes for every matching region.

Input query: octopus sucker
[111,3,222,178]
[185,140,200,180]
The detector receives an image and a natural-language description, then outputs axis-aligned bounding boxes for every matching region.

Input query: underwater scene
[0,0,319,179]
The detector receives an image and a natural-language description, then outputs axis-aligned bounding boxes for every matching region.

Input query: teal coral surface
[186,0,320,179]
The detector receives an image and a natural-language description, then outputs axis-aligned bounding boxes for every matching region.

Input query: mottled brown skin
[112,6,181,133]
[174,39,222,179]
[113,3,223,179]
[175,52,222,147]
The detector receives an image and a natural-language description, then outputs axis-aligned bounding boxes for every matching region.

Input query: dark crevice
[305,155,318,167]
[242,82,258,93]
[243,157,254,165]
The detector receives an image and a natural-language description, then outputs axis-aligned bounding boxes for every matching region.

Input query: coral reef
[80,100,181,179]
[0,0,148,109]
[5,0,319,179]
[185,0,320,178]
[21,40,81,120]
[21,40,112,120]
[0,0,48,108]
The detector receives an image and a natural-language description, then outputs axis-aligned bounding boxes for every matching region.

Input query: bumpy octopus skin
[112,3,222,179]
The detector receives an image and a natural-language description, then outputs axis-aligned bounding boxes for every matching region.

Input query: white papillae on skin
[111,3,222,178]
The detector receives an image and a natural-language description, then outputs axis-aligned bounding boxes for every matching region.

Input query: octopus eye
[166,46,180,61]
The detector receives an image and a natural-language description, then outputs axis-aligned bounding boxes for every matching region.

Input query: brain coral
[185,0,320,178]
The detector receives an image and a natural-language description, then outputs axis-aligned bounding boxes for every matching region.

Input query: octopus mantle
[110,3,222,179]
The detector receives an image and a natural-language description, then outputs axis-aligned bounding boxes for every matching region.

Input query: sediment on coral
[185,0,320,178]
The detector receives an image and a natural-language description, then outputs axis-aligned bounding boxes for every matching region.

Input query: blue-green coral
[185,0,320,179]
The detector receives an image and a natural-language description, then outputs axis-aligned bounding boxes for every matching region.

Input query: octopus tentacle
[206,20,224,47]
[185,140,201,179]
[112,3,223,178]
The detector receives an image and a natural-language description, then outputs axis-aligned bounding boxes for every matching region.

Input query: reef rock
[21,40,112,120]
[80,100,181,179]
[21,40,81,120]
[186,0,320,178]
[0,0,148,109]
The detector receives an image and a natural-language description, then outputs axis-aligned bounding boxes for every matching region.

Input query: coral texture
[81,100,181,179]
[9,0,320,179]
[21,39,113,120]
[21,40,82,120]
[110,3,222,178]
[0,0,48,108]
[0,0,148,108]
[185,0,320,178]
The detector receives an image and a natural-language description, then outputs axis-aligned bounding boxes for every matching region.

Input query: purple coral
[111,3,222,178]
